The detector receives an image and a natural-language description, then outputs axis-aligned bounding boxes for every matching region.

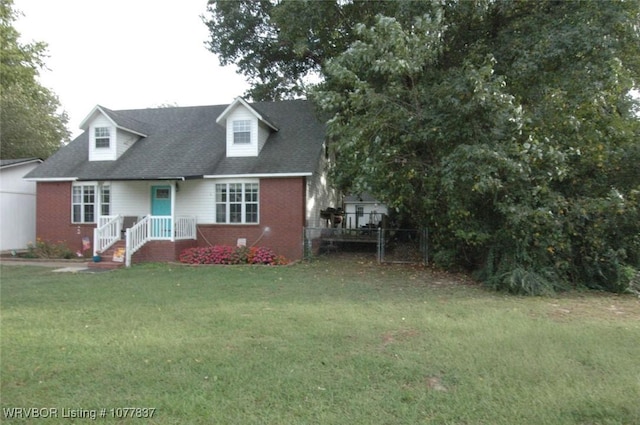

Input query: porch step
[88,241,126,270]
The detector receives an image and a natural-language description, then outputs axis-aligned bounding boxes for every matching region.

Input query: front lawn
[1,257,639,424]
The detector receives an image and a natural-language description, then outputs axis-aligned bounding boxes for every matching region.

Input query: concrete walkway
[0,258,91,272]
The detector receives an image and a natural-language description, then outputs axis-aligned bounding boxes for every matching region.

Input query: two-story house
[25,98,337,266]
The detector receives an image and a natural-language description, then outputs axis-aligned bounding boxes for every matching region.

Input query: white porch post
[92,227,98,257]
[125,228,132,267]
[94,183,103,257]
[170,182,176,242]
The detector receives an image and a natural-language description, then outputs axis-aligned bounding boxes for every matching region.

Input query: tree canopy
[204,0,429,100]
[1,0,69,159]
[207,0,640,294]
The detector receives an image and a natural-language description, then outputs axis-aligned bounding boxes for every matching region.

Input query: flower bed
[179,245,288,265]
[21,238,75,259]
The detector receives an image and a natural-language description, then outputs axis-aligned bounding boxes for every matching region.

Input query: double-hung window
[101,185,111,216]
[95,127,111,148]
[72,184,110,223]
[232,120,251,144]
[72,185,96,223]
[215,182,259,224]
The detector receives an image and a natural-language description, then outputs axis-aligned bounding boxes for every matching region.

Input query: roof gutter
[24,177,78,182]
[203,172,313,179]
[0,159,43,170]
[26,176,199,182]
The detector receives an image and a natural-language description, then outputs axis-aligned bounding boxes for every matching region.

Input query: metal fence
[304,227,428,265]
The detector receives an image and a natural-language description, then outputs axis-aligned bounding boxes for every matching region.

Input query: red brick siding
[196,177,306,260]
[36,177,307,262]
[132,240,195,264]
[35,182,96,256]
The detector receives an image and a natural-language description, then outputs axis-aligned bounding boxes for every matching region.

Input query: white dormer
[216,97,278,157]
[80,105,147,161]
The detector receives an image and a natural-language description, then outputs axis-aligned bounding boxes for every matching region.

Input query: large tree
[208,0,640,293]
[0,0,69,159]
[204,0,431,100]
[316,1,640,293]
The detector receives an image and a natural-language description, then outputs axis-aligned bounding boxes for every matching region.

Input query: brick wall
[132,240,195,264]
[196,177,306,260]
[36,177,308,262]
[35,182,95,256]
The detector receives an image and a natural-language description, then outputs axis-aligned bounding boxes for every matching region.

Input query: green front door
[151,185,171,238]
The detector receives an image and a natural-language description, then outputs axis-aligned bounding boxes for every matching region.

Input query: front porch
[93,215,196,267]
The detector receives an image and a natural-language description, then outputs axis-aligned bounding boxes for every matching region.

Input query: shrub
[178,246,234,264]
[251,246,290,265]
[25,238,74,259]
[179,245,288,266]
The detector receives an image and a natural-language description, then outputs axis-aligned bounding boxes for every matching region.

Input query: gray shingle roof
[25,100,325,181]
[1,158,42,168]
[98,106,151,136]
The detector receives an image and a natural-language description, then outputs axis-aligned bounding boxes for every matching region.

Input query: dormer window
[95,127,111,148]
[216,98,279,157]
[81,105,147,162]
[233,120,251,144]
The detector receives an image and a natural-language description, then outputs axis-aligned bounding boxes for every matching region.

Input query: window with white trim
[72,184,110,223]
[95,127,111,148]
[215,182,259,224]
[72,184,96,223]
[233,120,251,144]
[101,185,111,216]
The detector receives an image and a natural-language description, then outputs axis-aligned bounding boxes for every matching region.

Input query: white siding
[175,180,216,223]
[116,129,139,158]
[0,163,39,250]
[104,173,337,229]
[87,116,139,161]
[110,181,152,218]
[178,179,261,224]
[258,121,270,153]
[226,107,259,157]
[108,180,215,223]
[305,150,339,228]
[88,116,116,161]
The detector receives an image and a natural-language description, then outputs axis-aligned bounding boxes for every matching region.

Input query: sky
[13,0,639,139]
[14,0,250,138]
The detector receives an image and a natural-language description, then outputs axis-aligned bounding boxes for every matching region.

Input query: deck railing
[93,215,122,256]
[321,211,386,230]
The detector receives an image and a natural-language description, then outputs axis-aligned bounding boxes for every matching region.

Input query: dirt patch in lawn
[381,328,421,347]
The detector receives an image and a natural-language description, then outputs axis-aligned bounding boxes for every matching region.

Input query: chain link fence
[304,227,428,265]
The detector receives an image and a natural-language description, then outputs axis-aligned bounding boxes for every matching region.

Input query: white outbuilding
[0,158,42,252]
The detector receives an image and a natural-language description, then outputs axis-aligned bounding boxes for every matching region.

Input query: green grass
[1,257,639,424]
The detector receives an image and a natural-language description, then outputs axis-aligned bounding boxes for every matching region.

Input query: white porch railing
[175,216,197,240]
[125,215,197,267]
[93,215,122,256]
[126,215,150,266]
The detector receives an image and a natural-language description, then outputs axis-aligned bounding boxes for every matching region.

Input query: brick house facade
[26,99,337,265]
[35,182,95,252]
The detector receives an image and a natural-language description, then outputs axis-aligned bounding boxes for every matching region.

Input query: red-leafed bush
[178,246,234,264]
[179,245,288,265]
